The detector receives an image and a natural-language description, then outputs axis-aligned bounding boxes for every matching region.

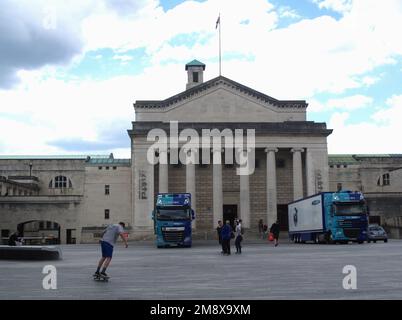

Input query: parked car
[367,224,388,243]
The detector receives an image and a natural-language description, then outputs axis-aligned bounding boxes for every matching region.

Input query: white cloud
[313,0,353,14]
[308,95,373,113]
[328,95,402,153]
[112,55,133,62]
[278,6,301,19]
[1,0,402,156]
[326,95,373,110]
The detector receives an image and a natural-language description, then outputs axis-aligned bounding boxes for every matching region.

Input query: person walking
[235,219,243,254]
[216,220,223,253]
[93,222,128,279]
[258,219,264,236]
[270,220,280,247]
[221,220,232,255]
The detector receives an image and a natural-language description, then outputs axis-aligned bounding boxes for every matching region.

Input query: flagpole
[219,13,221,76]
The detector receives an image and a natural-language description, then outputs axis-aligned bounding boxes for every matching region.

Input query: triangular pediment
[135,76,307,123]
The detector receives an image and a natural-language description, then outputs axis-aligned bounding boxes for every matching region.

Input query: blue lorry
[288,191,369,244]
[152,193,195,248]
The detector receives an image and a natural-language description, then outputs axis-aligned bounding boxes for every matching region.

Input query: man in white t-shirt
[94,222,128,278]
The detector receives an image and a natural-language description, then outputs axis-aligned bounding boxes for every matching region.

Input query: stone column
[75,227,82,245]
[59,228,67,245]
[239,149,250,228]
[265,148,278,227]
[305,148,316,196]
[159,149,168,193]
[132,146,155,229]
[212,148,223,229]
[186,149,196,229]
[291,148,304,200]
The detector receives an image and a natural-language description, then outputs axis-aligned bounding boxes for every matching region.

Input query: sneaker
[100,272,108,278]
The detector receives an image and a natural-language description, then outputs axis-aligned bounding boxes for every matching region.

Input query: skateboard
[93,274,109,282]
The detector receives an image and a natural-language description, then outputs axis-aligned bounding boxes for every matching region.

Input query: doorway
[277,204,289,231]
[67,229,76,244]
[223,205,238,229]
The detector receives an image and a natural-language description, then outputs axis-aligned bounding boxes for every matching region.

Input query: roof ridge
[134,76,307,110]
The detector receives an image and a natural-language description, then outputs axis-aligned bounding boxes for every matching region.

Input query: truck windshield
[156,207,189,220]
[335,203,366,216]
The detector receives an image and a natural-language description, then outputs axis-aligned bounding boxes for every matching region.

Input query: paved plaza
[1,239,402,300]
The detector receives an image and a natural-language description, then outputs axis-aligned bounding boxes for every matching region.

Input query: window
[55,176,67,188]
[50,176,72,189]
[383,173,390,186]
[337,165,341,168]
[46,221,51,229]
[193,72,199,83]
[104,209,110,220]
[105,185,110,195]
[113,166,117,170]
[377,173,391,186]
[106,166,110,170]
[98,166,102,170]
[337,183,342,192]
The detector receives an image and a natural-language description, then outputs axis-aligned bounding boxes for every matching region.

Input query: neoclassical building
[1,60,401,243]
[129,60,331,236]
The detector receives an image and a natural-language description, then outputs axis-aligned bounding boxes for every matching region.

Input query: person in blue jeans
[94,222,128,278]
[221,220,232,255]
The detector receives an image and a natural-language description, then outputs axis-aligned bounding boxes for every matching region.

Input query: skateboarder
[93,222,128,279]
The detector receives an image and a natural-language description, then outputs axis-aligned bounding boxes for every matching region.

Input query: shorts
[100,241,114,258]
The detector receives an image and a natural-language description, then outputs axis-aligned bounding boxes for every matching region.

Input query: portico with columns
[128,60,332,234]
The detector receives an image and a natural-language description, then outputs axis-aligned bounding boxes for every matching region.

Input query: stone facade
[0,155,132,244]
[329,154,402,238]
[129,61,332,236]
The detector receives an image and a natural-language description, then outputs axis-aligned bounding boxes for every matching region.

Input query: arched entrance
[17,220,61,245]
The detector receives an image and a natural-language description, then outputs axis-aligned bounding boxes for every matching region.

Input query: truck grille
[343,228,360,239]
[162,231,185,243]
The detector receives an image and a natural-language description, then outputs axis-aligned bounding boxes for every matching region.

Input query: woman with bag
[269,220,280,247]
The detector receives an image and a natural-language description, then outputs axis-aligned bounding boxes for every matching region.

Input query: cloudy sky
[0,0,401,157]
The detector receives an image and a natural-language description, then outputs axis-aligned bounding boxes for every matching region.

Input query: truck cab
[325,191,368,243]
[152,193,195,248]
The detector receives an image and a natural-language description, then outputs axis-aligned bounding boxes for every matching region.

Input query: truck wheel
[357,241,363,244]
[374,240,377,243]
[384,239,388,243]
[368,240,371,243]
